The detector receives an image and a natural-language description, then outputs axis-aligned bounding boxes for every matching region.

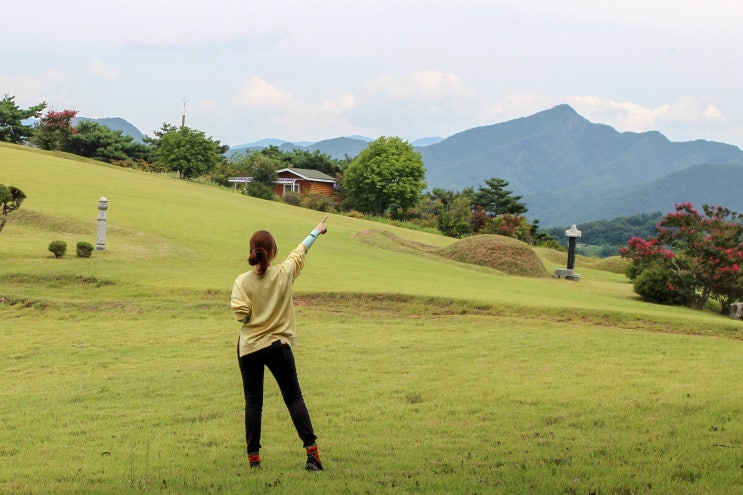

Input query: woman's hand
[315,215,328,235]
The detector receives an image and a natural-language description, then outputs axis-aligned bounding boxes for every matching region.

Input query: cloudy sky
[2,0,742,148]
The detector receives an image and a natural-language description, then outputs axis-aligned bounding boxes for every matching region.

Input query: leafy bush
[282,192,302,206]
[301,193,336,213]
[346,210,365,219]
[242,182,277,201]
[48,240,67,258]
[76,241,94,258]
[633,266,693,306]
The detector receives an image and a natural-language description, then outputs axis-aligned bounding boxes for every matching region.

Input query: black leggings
[237,340,317,454]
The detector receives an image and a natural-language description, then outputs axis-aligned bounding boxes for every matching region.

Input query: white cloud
[231,77,294,110]
[0,70,70,107]
[89,60,118,80]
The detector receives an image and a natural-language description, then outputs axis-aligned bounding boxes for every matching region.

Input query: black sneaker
[305,445,323,471]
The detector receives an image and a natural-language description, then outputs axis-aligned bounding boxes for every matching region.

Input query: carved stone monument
[554,224,581,280]
[96,196,108,251]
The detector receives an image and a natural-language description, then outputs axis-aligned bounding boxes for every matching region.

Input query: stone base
[730,302,743,320]
[554,268,581,281]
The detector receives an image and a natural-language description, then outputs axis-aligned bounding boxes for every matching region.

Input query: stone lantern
[96,196,108,251]
[554,224,581,280]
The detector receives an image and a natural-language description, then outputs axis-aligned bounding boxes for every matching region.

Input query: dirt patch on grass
[13,209,93,235]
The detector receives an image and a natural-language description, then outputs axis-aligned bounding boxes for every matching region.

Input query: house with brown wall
[273,168,336,197]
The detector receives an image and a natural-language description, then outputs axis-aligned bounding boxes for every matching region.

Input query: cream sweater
[231,244,307,357]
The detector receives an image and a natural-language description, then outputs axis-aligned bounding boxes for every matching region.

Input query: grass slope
[2,143,742,494]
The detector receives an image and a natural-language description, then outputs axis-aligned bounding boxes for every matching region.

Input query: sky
[2,0,742,148]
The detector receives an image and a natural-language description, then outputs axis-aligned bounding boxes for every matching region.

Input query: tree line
[0,94,560,247]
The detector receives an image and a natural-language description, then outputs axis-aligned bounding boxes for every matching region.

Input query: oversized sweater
[231,243,307,357]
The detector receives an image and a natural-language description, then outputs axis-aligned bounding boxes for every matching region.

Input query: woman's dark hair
[248,230,277,276]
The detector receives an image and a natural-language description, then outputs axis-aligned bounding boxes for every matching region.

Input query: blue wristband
[302,229,322,250]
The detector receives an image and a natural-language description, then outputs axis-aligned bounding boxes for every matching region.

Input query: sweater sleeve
[231,279,252,323]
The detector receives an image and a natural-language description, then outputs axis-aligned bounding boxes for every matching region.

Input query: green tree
[344,136,427,217]
[0,95,46,144]
[620,203,743,312]
[62,120,149,163]
[438,196,472,238]
[32,109,78,150]
[0,184,26,234]
[472,177,527,216]
[280,149,344,176]
[155,126,227,179]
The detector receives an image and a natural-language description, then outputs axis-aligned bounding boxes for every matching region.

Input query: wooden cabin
[273,168,336,197]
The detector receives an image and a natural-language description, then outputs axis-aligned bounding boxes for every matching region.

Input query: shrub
[301,193,336,213]
[346,210,365,219]
[48,240,67,258]
[282,191,302,207]
[633,266,693,306]
[243,182,277,201]
[76,241,94,258]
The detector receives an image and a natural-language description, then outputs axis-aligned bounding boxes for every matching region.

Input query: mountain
[412,136,444,147]
[74,117,146,143]
[86,107,743,227]
[531,163,743,226]
[228,136,370,160]
[418,105,743,226]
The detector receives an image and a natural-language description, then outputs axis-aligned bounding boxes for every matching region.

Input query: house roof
[276,168,336,183]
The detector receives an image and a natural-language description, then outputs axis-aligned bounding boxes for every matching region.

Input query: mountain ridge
[81,105,743,227]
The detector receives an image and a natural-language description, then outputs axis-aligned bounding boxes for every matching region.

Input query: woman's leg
[265,342,317,447]
[238,347,267,455]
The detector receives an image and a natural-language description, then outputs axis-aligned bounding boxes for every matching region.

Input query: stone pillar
[554,224,582,280]
[96,196,108,251]
[565,224,581,270]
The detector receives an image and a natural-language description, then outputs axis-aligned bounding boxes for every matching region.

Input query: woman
[231,216,328,471]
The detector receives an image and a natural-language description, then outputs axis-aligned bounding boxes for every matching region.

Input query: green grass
[2,142,743,494]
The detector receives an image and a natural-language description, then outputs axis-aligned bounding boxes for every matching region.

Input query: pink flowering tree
[620,203,743,312]
[32,109,78,150]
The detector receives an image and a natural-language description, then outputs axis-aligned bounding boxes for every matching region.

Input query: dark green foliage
[48,240,67,258]
[242,182,276,201]
[0,95,46,144]
[472,177,527,216]
[282,192,302,206]
[548,212,663,250]
[76,241,94,258]
[632,266,693,306]
[62,120,149,163]
[301,193,335,213]
[344,136,427,218]
[155,126,227,180]
[438,196,472,238]
[0,184,26,234]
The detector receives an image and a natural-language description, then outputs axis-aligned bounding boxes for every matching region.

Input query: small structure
[228,168,337,198]
[274,168,336,197]
[96,196,108,252]
[554,224,581,280]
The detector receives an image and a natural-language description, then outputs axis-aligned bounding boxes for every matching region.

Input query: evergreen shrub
[76,241,94,258]
[48,240,67,258]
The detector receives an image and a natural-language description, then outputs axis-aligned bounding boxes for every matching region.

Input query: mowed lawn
[1,143,742,494]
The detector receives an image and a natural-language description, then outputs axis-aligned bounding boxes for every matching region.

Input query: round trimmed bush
[48,240,67,258]
[76,241,94,258]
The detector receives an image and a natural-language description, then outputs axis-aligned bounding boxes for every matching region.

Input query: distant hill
[418,105,743,226]
[74,117,146,143]
[90,106,743,227]
[228,136,370,160]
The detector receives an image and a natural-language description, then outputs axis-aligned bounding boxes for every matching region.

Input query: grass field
[2,142,742,494]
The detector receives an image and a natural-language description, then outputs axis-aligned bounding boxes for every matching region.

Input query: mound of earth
[438,235,548,277]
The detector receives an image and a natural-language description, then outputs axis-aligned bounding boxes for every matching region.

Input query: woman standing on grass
[231,216,328,471]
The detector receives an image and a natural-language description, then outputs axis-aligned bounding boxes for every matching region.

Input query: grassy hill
[2,142,742,494]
